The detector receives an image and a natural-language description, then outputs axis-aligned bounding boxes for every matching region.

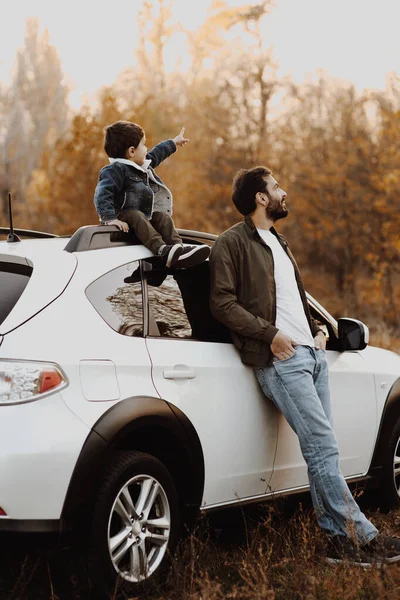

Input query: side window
[146,262,231,343]
[147,274,192,338]
[86,261,143,337]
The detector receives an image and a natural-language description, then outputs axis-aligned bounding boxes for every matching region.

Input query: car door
[269,294,377,493]
[143,262,278,508]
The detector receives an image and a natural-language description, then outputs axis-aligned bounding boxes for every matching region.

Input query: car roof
[0,236,69,256]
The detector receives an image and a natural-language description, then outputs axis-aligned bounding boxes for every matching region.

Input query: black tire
[378,415,400,510]
[86,451,180,598]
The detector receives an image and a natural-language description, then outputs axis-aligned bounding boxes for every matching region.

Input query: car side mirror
[337,318,369,351]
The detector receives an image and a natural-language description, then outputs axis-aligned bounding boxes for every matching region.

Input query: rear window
[0,255,33,326]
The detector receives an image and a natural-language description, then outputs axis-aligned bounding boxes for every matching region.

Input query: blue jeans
[255,345,378,544]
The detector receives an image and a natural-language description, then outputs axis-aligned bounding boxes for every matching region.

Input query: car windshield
[0,255,33,326]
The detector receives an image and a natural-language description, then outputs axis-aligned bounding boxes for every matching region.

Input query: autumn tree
[115,0,176,113]
[0,18,68,226]
[160,0,279,232]
[185,1,277,164]
[268,75,400,336]
[367,87,400,326]
[272,80,376,310]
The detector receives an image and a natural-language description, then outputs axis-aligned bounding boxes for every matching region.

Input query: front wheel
[87,451,180,597]
[378,415,400,510]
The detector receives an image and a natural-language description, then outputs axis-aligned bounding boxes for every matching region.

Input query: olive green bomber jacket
[209,215,322,367]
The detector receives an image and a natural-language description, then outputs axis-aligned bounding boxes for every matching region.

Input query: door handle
[163,368,196,380]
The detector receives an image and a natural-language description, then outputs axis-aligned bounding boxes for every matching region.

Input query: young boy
[94,120,210,268]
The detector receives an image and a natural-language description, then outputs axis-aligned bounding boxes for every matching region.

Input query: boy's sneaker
[158,244,184,268]
[124,266,141,284]
[175,245,211,269]
[326,534,400,567]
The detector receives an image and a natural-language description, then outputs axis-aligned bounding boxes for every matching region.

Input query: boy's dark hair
[103,121,145,158]
[232,166,272,215]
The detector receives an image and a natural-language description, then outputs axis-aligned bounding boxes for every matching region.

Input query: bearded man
[209,166,400,566]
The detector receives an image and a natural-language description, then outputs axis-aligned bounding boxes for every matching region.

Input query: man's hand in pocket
[271,330,297,361]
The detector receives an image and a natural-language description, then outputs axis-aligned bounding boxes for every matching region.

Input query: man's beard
[266,198,288,222]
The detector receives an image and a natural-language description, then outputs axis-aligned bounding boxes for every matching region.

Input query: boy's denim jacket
[94,139,176,222]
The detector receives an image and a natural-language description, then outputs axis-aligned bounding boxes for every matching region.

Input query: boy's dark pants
[118,209,182,255]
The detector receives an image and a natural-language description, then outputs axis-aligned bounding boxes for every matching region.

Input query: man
[209,165,400,565]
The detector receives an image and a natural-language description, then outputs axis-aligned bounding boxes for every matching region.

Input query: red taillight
[0,360,67,405]
[39,370,63,394]
[0,507,7,516]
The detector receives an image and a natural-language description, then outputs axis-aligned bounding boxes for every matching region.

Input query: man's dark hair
[232,166,273,216]
[103,121,145,158]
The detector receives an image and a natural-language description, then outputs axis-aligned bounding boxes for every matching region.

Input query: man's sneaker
[365,534,400,562]
[175,245,211,269]
[326,534,400,567]
[159,244,184,268]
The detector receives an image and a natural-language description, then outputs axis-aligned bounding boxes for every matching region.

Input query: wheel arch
[61,396,205,531]
[369,378,400,471]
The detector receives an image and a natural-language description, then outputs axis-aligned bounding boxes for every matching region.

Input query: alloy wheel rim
[393,437,400,498]
[107,474,171,582]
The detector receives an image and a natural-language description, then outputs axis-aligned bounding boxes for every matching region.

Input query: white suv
[1,224,400,596]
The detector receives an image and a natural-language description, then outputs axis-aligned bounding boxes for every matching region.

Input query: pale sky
[1,0,400,108]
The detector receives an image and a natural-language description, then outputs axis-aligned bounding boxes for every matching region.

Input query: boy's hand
[106,219,129,232]
[173,127,190,148]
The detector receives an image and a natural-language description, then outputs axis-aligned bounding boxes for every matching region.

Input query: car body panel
[146,336,278,507]
[361,346,400,417]
[0,390,90,520]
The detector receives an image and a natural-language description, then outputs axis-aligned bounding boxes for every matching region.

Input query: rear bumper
[0,392,90,521]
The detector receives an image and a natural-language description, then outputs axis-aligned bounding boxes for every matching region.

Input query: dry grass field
[2,492,400,600]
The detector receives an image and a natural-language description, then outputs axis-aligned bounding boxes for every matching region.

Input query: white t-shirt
[257,228,314,347]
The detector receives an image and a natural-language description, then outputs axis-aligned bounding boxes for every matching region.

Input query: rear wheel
[87,451,180,597]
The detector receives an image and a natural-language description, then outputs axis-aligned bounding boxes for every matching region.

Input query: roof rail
[178,229,217,244]
[64,225,217,253]
[0,227,58,239]
[64,225,141,253]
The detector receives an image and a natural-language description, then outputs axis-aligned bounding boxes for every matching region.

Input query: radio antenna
[7,192,21,243]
